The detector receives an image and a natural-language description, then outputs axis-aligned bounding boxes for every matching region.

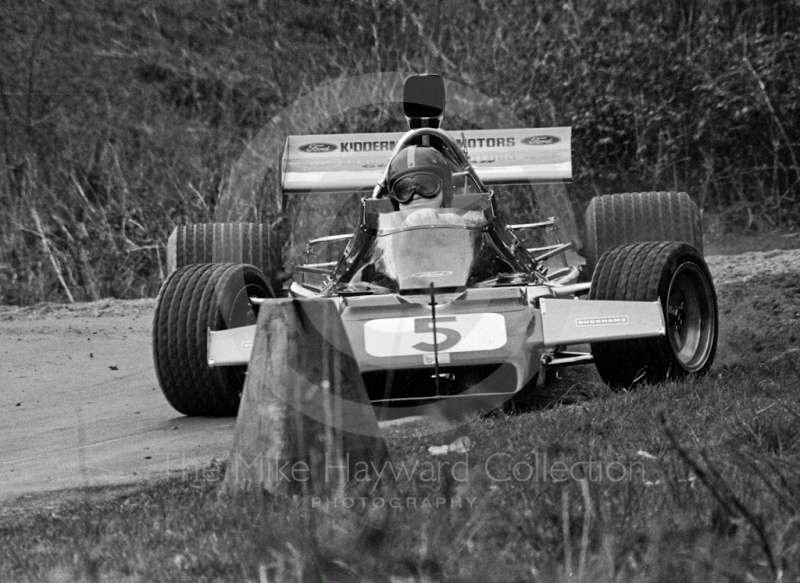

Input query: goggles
[390,173,443,204]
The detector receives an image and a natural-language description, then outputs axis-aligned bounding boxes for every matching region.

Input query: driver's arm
[403,208,440,226]
[438,210,486,227]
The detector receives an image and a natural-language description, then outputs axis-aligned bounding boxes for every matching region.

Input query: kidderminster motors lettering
[340,141,397,152]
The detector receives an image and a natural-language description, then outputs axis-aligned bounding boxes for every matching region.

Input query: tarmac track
[0,305,239,504]
[0,301,441,506]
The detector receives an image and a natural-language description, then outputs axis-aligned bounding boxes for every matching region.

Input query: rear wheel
[583,191,703,272]
[589,241,718,389]
[152,263,274,416]
[166,222,282,295]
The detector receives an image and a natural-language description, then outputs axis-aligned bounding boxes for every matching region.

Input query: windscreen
[341,206,512,293]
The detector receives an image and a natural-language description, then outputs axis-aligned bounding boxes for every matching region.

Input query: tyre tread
[584,191,703,271]
[168,223,279,295]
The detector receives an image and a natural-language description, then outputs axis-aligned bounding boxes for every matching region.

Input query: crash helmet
[387,145,454,210]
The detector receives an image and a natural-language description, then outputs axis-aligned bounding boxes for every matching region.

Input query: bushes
[0,0,798,304]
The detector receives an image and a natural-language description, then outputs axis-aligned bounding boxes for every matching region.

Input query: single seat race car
[152,75,718,417]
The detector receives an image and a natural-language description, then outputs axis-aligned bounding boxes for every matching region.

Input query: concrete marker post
[223,297,390,497]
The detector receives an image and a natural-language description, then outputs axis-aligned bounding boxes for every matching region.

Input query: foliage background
[1,0,798,304]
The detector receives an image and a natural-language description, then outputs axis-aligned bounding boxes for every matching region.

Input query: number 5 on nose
[413,316,460,351]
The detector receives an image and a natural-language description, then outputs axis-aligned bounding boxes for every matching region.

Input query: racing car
[152,74,718,416]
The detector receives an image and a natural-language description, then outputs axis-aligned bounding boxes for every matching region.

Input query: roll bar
[370,128,486,199]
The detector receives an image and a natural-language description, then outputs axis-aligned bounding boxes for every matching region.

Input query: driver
[387,145,454,222]
[382,144,485,229]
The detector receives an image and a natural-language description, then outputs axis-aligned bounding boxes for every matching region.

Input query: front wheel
[152,263,274,416]
[590,241,718,389]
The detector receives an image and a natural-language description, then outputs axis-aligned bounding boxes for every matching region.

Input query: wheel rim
[666,262,715,372]
[226,280,274,329]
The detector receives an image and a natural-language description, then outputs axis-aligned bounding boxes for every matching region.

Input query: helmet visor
[390,173,443,204]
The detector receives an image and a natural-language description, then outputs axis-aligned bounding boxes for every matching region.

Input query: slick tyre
[152,263,274,416]
[584,192,702,272]
[166,222,282,295]
[589,241,718,390]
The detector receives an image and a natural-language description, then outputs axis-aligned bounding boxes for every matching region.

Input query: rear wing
[281,127,571,194]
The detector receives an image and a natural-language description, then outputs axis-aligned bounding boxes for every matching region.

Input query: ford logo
[521,135,560,146]
[299,143,337,153]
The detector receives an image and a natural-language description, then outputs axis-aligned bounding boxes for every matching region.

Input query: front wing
[207,292,665,393]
